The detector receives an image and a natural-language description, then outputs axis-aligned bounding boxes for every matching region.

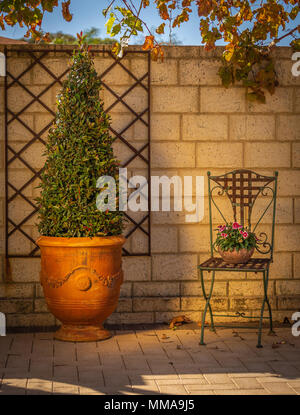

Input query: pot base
[218,247,255,264]
[54,324,111,342]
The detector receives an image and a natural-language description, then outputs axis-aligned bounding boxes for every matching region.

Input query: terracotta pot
[218,246,254,264]
[37,235,125,342]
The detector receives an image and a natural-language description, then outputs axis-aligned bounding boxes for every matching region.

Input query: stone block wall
[0,45,299,328]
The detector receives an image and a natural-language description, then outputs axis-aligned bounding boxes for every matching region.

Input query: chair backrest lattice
[208,169,278,259]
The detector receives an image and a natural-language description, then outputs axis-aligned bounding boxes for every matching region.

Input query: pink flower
[218,225,226,232]
[242,231,248,239]
[221,233,228,238]
[232,222,241,229]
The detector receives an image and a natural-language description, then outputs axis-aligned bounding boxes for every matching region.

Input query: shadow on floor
[0,324,300,395]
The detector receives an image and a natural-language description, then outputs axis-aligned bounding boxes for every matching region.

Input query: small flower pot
[218,246,254,264]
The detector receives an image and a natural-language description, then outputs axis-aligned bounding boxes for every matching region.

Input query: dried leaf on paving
[169,315,192,329]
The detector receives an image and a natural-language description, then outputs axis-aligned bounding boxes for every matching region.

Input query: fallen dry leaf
[272,340,287,348]
[169,315,192,329]
[272,343,280,349]
[197,321,209,328]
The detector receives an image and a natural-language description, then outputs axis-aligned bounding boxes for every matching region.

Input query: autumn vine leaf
[142,35,154,50]
[0,14,5,30]
[62,0,73,22]
[156,22,165,34]
[0,1,299,102]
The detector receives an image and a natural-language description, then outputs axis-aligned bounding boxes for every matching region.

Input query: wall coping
[0,44,293,59]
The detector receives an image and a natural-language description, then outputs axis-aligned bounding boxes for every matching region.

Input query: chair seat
[198,256,271,272]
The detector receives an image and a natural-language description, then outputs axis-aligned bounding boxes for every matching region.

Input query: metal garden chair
[198,169,278,348]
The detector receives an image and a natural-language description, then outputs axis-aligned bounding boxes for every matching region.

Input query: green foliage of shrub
[37,42,124,237]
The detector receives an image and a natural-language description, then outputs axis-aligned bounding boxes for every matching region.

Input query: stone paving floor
[0,325,300,395]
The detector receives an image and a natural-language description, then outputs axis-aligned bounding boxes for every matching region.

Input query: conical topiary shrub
[37,37,123,237]
[36,37,126,342]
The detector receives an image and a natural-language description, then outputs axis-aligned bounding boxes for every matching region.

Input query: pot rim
[218,246,254,253]
[36,235,126,248]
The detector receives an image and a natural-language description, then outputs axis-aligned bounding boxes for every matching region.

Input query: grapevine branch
[267,24,300,51]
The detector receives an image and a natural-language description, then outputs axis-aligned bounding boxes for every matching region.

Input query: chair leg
[257,269,273,348]
[265,268,275,336]
[199,270,215,345]
[257,296,265,348]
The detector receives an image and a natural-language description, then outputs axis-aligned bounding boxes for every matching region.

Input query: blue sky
[2,0,300,46]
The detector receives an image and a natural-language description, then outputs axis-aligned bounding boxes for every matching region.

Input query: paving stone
[232,377,264,389]
[26,380,52,393]
[2,378,27,387]
[97,340,120,355]
[53,365,78,382]
[0,385,27,395]
[156,378,207,385]
[0,336,14,353]
[76,342,97,352]
[147,361,178,375]
[29,366,53,378]
[32,339,53,353]
[200,367,230,374]
[2,368,30,379]
[6,355,30,369]
[208,352,246,368]
[0,327,298,396]
[189,351,220,366]
[158,384,188,394]
[102,369,130,387]
[203,373,236,385]
[123,368,153,378]
[80,385,137,395]
[164,350,195,364]
[129,373,179,383]
[99,354,124,369]
[176,366,204,378]
[185,383,237,392]
[76,347,99,358]
[79,386,104,395]
[53,387,79,395]
[278,350,300,361]
[267,362,300,377]
[123,357,149,371]
[140,347,169,357]
[215,389,269,395]
[261,382,297,394]
[78,369,104,386]
[53,350,77,362]
[256,376,294,383]
[287,380,300,388]
[132,383,160,394]
[224,341,257,358]
[229,371,270,378]
[241,361,275,373]
[0,354,8,368]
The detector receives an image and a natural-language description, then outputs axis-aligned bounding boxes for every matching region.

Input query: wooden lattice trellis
[4,46,151,258]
